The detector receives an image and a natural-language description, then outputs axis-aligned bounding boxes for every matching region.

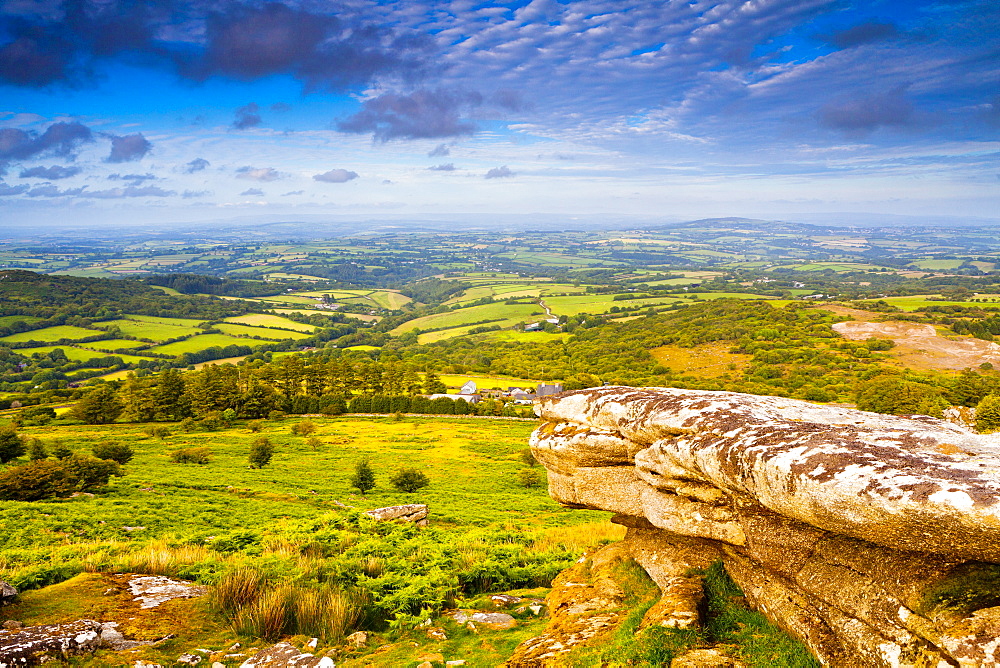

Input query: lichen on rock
[524,386,1000,666]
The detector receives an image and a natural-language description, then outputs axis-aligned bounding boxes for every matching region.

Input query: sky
[0,0,997,229]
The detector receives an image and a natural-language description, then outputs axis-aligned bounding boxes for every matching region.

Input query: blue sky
[0,0,997,228]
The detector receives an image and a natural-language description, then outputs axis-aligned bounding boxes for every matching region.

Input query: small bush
[291,420,317,437]
[28,438,48,461]
[306,436,322,450]
[0,455,121,501]
[143,425,171,439]
[52,444,74,459]
[248,420,263,433]
[170,447,212,464]
[92,440,134,465]
[390,467,430,493]
[518,447,538,467]
[350,459,375,494]
[249,437,274,468]
[516,468,540,488]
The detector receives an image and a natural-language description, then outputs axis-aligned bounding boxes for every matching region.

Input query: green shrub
[28,438,48,461]
[516,468,540,488]
[976,395,1000,433]
[291,420,317,437]
[92,440,134,465]
[249,437,274,468]
[390,467,430,493]
[518,447,538,467]
[170,447,212,464]
[248,420,263,433]
[0,426,26,464]
[0,455,121,501]
[351,459,375,494]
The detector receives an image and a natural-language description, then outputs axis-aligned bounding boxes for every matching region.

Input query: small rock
[229,642,242,650]
[450,611,516,630]
[425,626,448,641]
[417,653,444,664]
[490,594,521,608]
[212,663,226,668]
[416,663,433,668]
[345,630,368,648]
[178,653,203,665]
[671,648,745,667]
[134,662,163,668]
[0,580,16,605]
[2,620,23,630]
[446,662,467,667]
[306,637,318,649]
[127,575,206,609]
[528,604,544,616]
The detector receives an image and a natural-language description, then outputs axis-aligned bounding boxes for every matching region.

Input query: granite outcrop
[527,386,1000,667]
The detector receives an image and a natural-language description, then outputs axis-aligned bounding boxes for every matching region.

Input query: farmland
[0,325,102,344]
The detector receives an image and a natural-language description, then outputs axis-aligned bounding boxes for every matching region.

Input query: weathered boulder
[0,582,15,606]
[528,386,1000,667]
[127,574,206,609]
[0,619,101,665]
[239,641,333,667]
[364,503,428,526]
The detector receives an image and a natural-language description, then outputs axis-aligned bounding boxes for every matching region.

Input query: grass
[438,374,542,390]
[853,295,1000,311]
[0,315,43,327]
[16,345,114,362]
[98,318,201,342]
[214,323,313,341]
[391,302,545,336]
[85,339,149,351]
[147,333,272,355]
[651,342,753,379]
[223,314,317,332]
[0,325,101,343]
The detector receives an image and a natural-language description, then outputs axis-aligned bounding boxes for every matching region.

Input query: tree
[351,459,375,494]
[28,438,48,461]
[0,426,26,464]
[516,468,540,488]
[855,377,946,417]
[70,385,123,424]
[390,467,429,493]
[291,420,317,437]
[92,440,134,465]
[423,371,447,394]
[249,437,274,468]
[976,394,1000,433]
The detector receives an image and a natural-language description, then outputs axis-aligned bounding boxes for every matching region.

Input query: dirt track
[829,308,1000,371]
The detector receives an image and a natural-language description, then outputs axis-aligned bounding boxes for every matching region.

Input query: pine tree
[0,427,26,464]
[70,385,123,424]
[976,394,1000,433]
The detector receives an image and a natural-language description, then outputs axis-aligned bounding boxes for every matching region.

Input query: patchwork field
[392,302,545,336]
[98,318,202,342]
[146,333,272,355]
[214,323,313,341]
[222,314,317,332]
[0,325,101,343]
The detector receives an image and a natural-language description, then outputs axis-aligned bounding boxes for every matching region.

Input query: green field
[98,317,203,342]
[16,345,150,364]
[85,339,149,351]
[439,374,542,390]
[215,323,313,341]
[147,333,272,356]
[223,314,316,332]
[392,302,545,336]
[909,259,965,270]
[854,295,1000,311]
[0,315,43,327]
[543,294,684,316]
[0,325,101,343]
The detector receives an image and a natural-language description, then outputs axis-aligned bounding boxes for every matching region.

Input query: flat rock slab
[364,504,428,525]
[0,619,101,666]
[451,611,517,630]
[239,642,333,667]
[127,575,206,609]
[534,386,1000,561]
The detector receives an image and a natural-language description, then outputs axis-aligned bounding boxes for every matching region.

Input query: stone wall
[530,387,1000,667]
